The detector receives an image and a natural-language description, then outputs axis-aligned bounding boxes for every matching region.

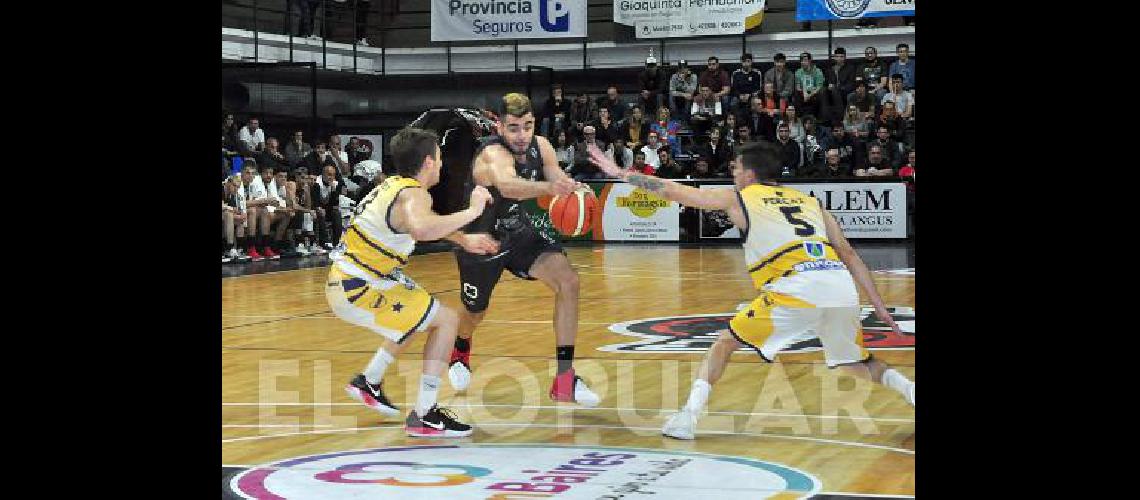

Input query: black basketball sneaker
[405,405,473,438]
[344,374,399,416]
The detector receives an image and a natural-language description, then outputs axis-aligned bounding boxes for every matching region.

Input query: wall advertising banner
[521,182,681,242]
[796,0,915,21]
[613,0,766,39]
[697,182,907,239]
[432,0,588,41]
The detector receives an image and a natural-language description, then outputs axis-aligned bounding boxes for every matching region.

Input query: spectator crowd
[221,43,916,263]
[221,114,386,264]
[543,44,914,185]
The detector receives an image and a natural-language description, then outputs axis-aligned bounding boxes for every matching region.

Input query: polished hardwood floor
[222,245,915,498]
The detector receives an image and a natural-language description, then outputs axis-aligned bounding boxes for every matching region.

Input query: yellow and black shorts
[325,266,438,343]
[728,290,870,367]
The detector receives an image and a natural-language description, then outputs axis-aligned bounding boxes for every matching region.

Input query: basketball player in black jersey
[440,93,600,406]
[338,95,599,417]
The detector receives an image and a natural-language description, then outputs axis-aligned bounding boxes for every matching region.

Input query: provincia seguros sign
[431,0,588,41]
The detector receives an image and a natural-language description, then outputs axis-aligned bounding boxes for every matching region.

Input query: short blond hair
[500,93,533,118]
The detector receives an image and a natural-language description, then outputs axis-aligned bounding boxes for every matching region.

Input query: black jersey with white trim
[461,134,545,239]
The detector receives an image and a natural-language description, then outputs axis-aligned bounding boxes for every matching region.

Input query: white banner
[615,0,766,39]
[797,0,915,21]
[431,0,587,41]
[784,182,907,238]
[602,183,681,241]
[697,182,906,239]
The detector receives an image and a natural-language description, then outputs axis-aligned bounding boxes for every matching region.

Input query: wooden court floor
[222,245,915,499]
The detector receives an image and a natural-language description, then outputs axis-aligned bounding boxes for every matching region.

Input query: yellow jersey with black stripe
[331,176,420,282]
[738,183,858,307]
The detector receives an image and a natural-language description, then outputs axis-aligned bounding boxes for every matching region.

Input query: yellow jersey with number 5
[738,183,858,307]
[331,175,421,282]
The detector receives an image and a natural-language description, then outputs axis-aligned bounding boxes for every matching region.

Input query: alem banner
[696,181,907,239]
[431,0,588,41]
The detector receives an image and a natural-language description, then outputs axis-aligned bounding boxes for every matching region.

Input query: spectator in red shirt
[899,148,915,235]
[699,56,731,113]
[760,82,787,119]
[628,150,655,175]
[899,149,916,190]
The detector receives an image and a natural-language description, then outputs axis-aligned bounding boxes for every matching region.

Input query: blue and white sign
[796,0,915,21]
[431,0,587,41]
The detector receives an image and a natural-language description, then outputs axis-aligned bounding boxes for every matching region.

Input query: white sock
[684,379,711,412]
[416,374,441,416]
[880,368,915,403]
[363,348,395,385]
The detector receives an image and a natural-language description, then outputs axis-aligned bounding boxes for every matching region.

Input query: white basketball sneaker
[662,407,698,440]
[448,360,472,391]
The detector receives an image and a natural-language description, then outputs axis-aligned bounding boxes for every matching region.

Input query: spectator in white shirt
[881,75,915,120]
[238,118,266,155]
[246,164,288,259]
[690,85,723,135]
[238,164,272,260]
[222,174,248,263]
[639,131,664,170]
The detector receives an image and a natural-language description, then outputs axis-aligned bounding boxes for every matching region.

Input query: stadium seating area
[222,34,916,264]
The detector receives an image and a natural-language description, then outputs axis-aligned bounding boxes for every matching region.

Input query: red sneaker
[262,246,280,259]
[549,368,600,407]
[247,246,264,261]
[449,344,471,368]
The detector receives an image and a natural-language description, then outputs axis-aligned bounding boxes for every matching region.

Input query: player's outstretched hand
[551,177,576,197]
[874,305,902,336]
[460,233,500,255]
[587,143,625,179]
[469,185,494,213]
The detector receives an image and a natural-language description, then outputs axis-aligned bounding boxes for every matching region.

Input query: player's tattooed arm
[586,143,733,211]
[625,173,665,193]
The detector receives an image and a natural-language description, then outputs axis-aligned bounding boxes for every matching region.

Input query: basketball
[548,188,597,237]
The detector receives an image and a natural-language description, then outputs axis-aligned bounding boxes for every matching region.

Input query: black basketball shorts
[454,228,565,313]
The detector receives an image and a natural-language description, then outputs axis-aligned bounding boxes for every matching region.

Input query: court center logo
[825,0,873,18]
[539,0,570,32]
[229,444,822,499]
[600,306,914,354]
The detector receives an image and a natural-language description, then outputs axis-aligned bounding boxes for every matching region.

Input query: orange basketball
[548,188,597,237]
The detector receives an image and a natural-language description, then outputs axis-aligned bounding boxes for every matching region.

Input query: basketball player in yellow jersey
[587,141,915,440]
[329,126,494,438]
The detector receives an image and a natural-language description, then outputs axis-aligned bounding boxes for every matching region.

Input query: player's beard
[507,135,530,156]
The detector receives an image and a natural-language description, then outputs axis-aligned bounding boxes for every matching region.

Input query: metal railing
[220,0,829,74]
